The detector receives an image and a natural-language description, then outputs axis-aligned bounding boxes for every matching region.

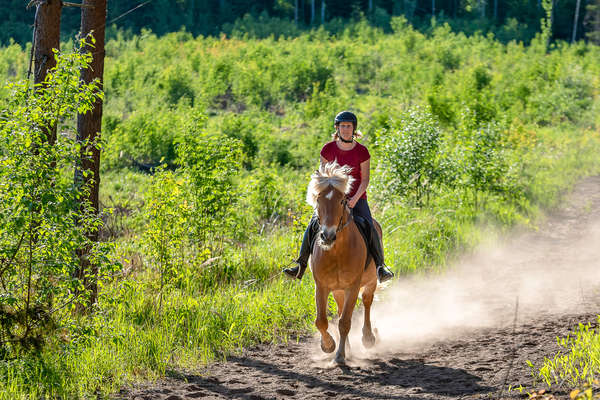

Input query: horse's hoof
[362,333,376,349]
[334,354,346,365]
[321,336,336,353]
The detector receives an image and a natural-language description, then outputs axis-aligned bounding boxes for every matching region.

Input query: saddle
[353,215,374,271]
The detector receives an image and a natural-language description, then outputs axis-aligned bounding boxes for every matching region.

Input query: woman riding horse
[283,110,394,283]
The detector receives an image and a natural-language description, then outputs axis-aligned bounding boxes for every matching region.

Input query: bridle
[317,197,353,233]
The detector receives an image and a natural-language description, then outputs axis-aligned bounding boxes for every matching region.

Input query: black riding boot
[283,216,319,280]
[370,225,394,283]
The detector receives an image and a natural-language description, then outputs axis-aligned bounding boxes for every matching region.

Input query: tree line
[2,0,600,47]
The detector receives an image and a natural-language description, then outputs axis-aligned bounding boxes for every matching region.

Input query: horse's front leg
[361,281,377,349]
[315,284,335,353]
[334,283,360,365]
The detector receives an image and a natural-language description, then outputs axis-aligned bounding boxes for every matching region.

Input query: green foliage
[375,108,449,205]
[540,0,554,51]
[176,116,243,252]
[530,318,600,389]
[459,122,522,207]
[223,12,302,39]
[0,46,112,355]
[103,107,186,168]
[141,169,188,310]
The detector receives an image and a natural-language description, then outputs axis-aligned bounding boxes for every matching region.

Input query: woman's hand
[348,196,359,209]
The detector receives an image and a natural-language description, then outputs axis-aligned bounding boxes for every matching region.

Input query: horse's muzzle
[320,228,336,246]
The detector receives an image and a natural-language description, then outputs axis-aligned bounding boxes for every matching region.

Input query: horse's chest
[313,253,362,289]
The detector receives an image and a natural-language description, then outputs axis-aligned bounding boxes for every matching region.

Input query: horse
[306,161,380,365]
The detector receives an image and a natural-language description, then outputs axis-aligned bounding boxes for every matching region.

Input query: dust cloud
[366,210,600,354]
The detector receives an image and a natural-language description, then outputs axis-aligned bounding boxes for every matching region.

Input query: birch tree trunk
[572,0,582,42]
[295,0,299,23]
[76,0,106,308]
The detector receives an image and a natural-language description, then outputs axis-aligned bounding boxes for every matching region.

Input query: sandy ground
[120,176,600,400]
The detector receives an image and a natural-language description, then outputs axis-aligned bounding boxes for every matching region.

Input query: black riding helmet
[334,111,357,130]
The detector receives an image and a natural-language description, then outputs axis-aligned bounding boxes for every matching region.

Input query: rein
[336,203,353,233]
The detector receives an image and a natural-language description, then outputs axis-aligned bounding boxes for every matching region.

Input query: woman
[283,111,394,283]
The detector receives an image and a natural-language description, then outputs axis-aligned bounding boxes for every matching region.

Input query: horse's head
[307,162,355,249]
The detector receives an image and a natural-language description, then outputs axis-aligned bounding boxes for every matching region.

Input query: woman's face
[337,122,354,141]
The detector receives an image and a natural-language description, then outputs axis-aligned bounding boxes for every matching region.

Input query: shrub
[141,169,188,309]
[176,115,244,253]
[459,122,522,207]
[375,107,450,205]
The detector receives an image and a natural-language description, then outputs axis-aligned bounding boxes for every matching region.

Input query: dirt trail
[122,176,600,400]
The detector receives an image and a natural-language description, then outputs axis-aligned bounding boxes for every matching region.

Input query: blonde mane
[306,161,355,207]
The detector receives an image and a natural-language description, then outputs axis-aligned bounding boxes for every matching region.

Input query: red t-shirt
[320,140,370,200]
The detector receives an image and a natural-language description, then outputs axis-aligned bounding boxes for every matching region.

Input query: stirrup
[377,265,394,283]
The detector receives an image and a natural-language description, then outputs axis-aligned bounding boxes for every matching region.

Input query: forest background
[1,0,600,399]
[3,0,600,46]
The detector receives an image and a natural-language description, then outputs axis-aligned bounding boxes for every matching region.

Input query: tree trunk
[33,0,62,146]
[432,0,435,15]
[572,0,582,42]
[369,0,373,13]
[76,0,106,309]
[295,0,299,23]
[494,0,498,20]
[321,0,325,23]
[311,0,315,24]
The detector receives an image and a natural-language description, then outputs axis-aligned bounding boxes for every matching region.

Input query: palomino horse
[307,161,379,365]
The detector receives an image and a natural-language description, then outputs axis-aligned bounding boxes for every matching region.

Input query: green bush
[374,107,449,205]
[176,116,244,253]
[459,122,522,207]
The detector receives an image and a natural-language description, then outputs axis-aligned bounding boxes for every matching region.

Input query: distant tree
[584,0,600,43]
[75,0,106,309]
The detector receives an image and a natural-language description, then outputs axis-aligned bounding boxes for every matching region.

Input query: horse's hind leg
[315,285,335,353]
[361,281,377,349]
[335,284,360,365]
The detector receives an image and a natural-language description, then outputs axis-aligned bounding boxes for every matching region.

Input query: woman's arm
[349,159,370,208]
[320,155,328,167]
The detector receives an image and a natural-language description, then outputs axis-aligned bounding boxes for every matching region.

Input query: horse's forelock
[306,161,355,207]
